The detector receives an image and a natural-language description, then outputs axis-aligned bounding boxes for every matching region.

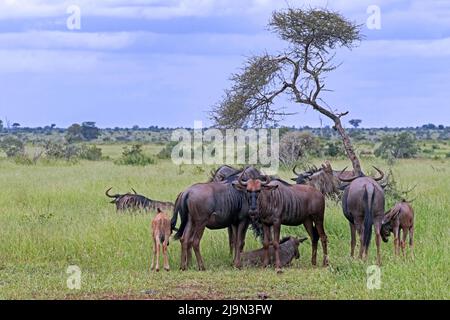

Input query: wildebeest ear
[291,178,297,182]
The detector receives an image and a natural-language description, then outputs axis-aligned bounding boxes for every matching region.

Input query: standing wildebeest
[151,208,171,272]
[291,161,356,197]
[105,187,174,212]
[234,172,328,272]
[171,166,260,270]
[241,236,307,268]
[339,167,385,265]
[381,199,415,257]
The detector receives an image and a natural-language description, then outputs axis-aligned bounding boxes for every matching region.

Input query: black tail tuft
[172,192,189,240]
[363,186,375,250]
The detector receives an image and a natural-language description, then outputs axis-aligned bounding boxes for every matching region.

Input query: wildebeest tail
[363,184,375,250]
[312,224,320,242]
[171,192,182,232]
[172,192,189,240]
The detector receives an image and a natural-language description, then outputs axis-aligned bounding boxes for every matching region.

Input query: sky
[0,0,449,129]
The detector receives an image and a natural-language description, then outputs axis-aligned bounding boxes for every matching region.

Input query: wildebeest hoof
[155,268,160,272]
[276,268,283,274]
[164,267,170,272]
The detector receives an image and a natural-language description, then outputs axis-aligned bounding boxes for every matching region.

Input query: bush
[115,144,156,166]
[157,141,179,160]
[279,131,321,166]
[446,152,450,158]
[79,145,102,161]
[324,141,346,158]
[374,133,419,159]
[44,141,80,161]
[0,136,25,157]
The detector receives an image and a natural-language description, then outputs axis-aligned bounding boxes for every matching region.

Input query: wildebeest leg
[349,222,356,258]
[180,220,193,270]
[192,223,207,271]
[401,227,408,257]
[315,221,329,266]
[233,222,246,269]
[357,225,365,260]
[272,223,282,273]
[228,226,235,256]
[151,235,157,271]
[262,224,271,268]
[163,240,170,271]
[303,219,318,266]
[393,225,400,256]
[409,226,414,260]
[155,239,161,272]
[374,222,382,266]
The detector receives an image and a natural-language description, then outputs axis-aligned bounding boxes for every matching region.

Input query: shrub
[374,133,419,159]
[0,136,25,157]
[79,145,102,161]
[446,152,450,158]
[115,144,156,166]
[157,141,179,160]
[44,141,80,161]
[279,131,321,166]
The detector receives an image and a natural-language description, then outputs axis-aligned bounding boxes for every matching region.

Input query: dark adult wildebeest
[339,167,385,265]
[381,199,415,258]
[105,188,174,212]
[241,236,307,268]
[291,161,355,197]
[234,172,329,272]
[170,166,260,270]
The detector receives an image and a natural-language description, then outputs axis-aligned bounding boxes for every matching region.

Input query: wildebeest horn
[238,168,248,186]
[131,188,138,194]
[260,175,271,186]
[372,166,384,181]
[338,167,359,183]
[292,165,301,176]
[105,187,118,198]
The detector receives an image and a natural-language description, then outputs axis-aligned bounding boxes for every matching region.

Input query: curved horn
[237,167,248,186]
[372,166,384,181]
[260,175,271,186]
[131,188,138,194]
[292,165,301,176]
[338,167,359,183]
[105,187,117,198]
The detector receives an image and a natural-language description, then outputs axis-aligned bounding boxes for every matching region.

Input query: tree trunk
[308,101,363,176]
[333,117,362,176]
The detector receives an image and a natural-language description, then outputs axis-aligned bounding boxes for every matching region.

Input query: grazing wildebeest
[105,188,174,212]
[381,199,415,257]
[151,208,171,272]
[241,236,307,268]
[291,161,356,197]
[339,166,385,265]
[234,172,328,272]
[170,166,261,270]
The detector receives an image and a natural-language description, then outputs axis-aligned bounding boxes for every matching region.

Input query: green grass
[0,151,449,299]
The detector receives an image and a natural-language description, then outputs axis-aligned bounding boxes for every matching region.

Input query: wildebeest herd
[106,163,415,272]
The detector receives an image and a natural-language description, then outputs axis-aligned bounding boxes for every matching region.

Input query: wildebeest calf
[151,208,171,272]
[381,199,415,257]
[241,236,307,268]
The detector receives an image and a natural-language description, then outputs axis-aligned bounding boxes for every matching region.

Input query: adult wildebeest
[170,166,261,270]
[234,171,328,272]
[339,166,385,265]
[105,188,174,212]
[241,236,307,268]
[291,161,356,197]
[381,199,415,257]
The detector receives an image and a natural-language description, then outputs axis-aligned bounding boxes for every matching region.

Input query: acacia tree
[211,8,364,174]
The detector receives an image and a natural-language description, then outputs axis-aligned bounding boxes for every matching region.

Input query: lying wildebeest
[241,236,307,268]
[171,166,261,270]
[381,199,415,257]
[150,208,171,272]
[105,188,174,212]
[339,166,385,265]
[234,171,329,272]
[291,161,356,197]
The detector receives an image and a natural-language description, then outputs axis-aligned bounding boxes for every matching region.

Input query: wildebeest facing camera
[0,0,447,305]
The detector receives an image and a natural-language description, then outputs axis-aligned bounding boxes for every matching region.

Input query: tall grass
[0,152,448,299]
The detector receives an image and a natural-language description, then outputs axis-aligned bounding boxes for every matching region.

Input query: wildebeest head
[291,165,314,184]
[338,166,385,184]
[281,236,308,259]
[233,169,278,220]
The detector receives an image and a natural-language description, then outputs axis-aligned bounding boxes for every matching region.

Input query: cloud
[358,37,450,57]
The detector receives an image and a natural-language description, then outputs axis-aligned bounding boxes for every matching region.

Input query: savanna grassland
[0,144,449,300]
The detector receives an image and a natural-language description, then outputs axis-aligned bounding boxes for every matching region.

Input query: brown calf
[381,200,415,258]
[241,236,308,268]
[151,208,171,272]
